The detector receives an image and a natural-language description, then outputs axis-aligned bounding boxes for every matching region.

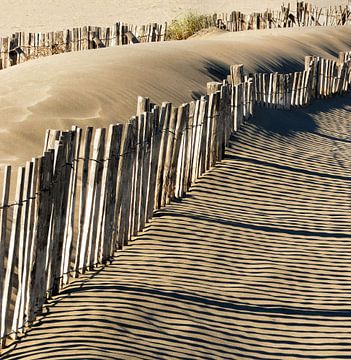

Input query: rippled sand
[2,93,351,359]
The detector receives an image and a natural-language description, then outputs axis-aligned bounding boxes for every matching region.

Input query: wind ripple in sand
[2,95,351,359]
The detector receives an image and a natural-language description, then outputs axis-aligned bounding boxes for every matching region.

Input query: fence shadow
[241,93,351,136]
[3,93,351,359]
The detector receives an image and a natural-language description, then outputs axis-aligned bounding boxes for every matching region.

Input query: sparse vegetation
[166,12,214,40]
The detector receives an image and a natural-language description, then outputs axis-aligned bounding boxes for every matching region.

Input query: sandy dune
[1,0,349,35]
[1,2,351,357]
[2,93,351,359]
[0,25,351,181]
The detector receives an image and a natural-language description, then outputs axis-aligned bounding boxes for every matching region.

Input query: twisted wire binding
[0,100,240,344]
[0,63,349,343]
[0,110,229,211]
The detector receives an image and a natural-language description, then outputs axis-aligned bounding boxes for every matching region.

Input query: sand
[0,25,351,182]
[0,0,349,35]
[2,94,351,359]
[0,1,350,357]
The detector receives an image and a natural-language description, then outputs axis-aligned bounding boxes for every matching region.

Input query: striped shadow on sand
[2,94,351,359]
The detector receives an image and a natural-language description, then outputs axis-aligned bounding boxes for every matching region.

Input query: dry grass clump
[166,12,213,40]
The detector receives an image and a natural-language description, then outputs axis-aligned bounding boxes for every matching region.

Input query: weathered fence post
[1,167,25,347]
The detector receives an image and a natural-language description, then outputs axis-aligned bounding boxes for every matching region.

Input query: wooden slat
[161,106,177,208]
[319,57,325,98]
[247,78,254,117]
[99,124,123,262]
[46,133,70,296]
[230,64,244,85]
[131,115,144,236]
[300,71,306,106]
[101,149,123,256]
[175,122,186,199]
[62,127,82,285]
[11,161,33,337]
[209,92,219,167]
[79,129,105,273]
[74,127,93,275]
[291,72,298,106]
[237,83,244,128]
[21,158,39,332]
[263,73,269,106]
[26,155,49,325]
[169,104,188,201]
[154,103,171,210]
[198,96,209,177]
[146,106,160,221]
[183,101,196,194]
[190,99,202,184]
[231,84,238,132]
[116,118,137,249]
[0,165,11,345]
[138,113,150,232]
[268,72,274,108]
[1,166,25,347]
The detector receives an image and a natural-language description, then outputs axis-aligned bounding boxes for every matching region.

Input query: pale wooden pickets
[0,20,167,70]
[182,101,196,195]
[1,167,25,347]
[154,103,171,210]
[115,119,137,249]
[27,151,54,324]
[48,132,75,296]
[0,166,11,345]
[132,115,144,236]
[99,124,123,263]
[1,3,351,71]
[2,52,351,347]
[79,129,106,272]
[161,107,178,207]
[138,112,152,231]
[198,96,210,177]
[191,99,203,183]
[62,127,82,285]
[11,161,33,337]
[74,127,93,276]
[145,106,160,221]
[20,158,39,333]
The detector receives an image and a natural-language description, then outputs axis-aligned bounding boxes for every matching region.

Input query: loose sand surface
[0,25,351,187]
[0,2,350,357]
[2,94,351,359]
[1,0,349,35]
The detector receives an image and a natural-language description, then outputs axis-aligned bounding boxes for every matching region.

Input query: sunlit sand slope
[3,93,351,359]
[0,26,351,173]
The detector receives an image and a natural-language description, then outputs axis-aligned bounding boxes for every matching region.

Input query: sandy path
[2,94,351,359]
[1,0,349,35]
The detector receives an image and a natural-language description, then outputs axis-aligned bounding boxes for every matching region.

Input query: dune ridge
[0,25,351,178]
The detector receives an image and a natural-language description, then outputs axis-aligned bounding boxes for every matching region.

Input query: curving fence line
[0,2,351,70]
[215,1,351,31]
[0,22,167,69]
[0,50,351,350]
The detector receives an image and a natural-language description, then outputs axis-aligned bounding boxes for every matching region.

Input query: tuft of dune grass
[166,12,213,40]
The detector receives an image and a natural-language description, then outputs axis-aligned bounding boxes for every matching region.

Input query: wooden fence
[0,22,167,69]
[215,1,351,31]
[1,2,351,70]
[252,51,351,109]
[1,50,351,349]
